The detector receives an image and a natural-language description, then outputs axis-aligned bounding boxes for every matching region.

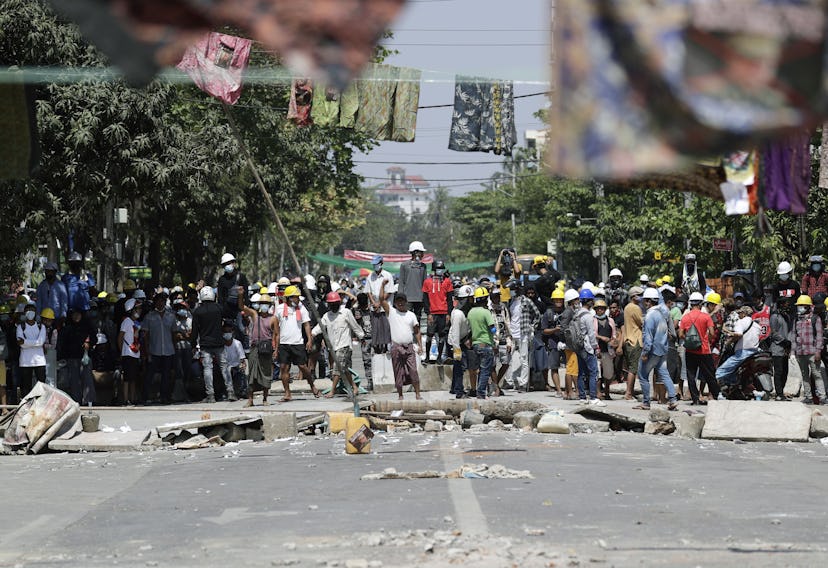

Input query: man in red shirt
[422,260,454,363]
[751,288,772,351]
[679,292,720,404]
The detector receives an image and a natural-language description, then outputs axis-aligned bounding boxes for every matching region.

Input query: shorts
[426,313,448,337]
[278,344,308,366]
[0,360,5,386]
[564,349,579,376]
[462,347,480,371]
[497,344,511,366]
[332,347,353,377]
[547,347,561,370]
[121,356,141,383]
[623,342,642,375]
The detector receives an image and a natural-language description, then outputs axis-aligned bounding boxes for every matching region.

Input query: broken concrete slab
[784,355,802,397]
[702,400,812,442]
[48,429,151,452]
[644,421,676,435]
[810,411,828,438]
[262,413,297,440]
[460,409,485,428]
[610,379,641,396]
[572,407,646,431]
[565,414,610,433]
[649,408,671,423]
[672,413,706,439]
[512,411,540,430]
[156,414,259,434]
[536,411,569,434]
[175,434,225,450]
[424,420,443,432]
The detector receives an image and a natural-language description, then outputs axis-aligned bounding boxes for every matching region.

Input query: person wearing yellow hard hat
[532,255,561,308]
[275,285,319,401]
[791,294,827,403]
[467,286,496,399]
[542,288,566,398]
[36,260,68,321]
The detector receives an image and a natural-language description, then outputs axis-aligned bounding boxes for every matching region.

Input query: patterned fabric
[801,272,828,298]
[518,296,540,340]
[548,0,825,182]
[794,314,823,356]
[47,0,406,89]
[760,132,811,215]
[177,33,252,105]
[287,78,313,126]
[355,64,421,141]
[449,76,516,155]
[310,82,359,128]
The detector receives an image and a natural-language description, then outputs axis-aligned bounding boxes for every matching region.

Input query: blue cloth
[62,272,95,312]
[715,348,758,385]
[36,278,68,320]
[474,344,494,398]
[638,353,676,405]
[576,350,599,400]
[642,304,670,357]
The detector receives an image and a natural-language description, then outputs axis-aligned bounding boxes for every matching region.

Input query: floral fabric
[448,76,516,155]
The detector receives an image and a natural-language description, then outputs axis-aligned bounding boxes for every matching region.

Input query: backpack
[564,311,588,351]
[684,314,703,351]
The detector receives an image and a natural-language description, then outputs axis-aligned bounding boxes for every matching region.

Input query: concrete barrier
[702,400,811,442]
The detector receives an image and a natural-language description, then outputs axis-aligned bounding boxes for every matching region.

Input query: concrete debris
[175,434,225,450]
[468,423,489,432]
[425,410,447,417]
[524,528,545,536]
[1,382,81,454]
[361,464,533,480]
[702,400,812,442]
[460,408,485,428]
[536,410,570,434]
[810,411,828,439]
[512,411,540,430]
[671,413,705,439]
[644,421,676,435]
[567,416,610,434]
[262,413,298,441]
[424,420,443,432]
[649,408,671,422]
[156,414,259,434]
[48,429,152,452]
[487,419,506,429]
[573,406,646,431]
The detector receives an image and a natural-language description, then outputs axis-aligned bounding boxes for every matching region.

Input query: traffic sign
[712,238,734,252]
[547,239,557,254]
[654,251,662,260]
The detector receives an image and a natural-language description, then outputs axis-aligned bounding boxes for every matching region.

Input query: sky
[353,0,551,196]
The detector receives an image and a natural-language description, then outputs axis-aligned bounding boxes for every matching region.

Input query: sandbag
[536,410,570,434]
[1,382,81,454]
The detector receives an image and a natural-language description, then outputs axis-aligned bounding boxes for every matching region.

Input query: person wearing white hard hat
[773,261,800,306]
[191,285,237,403]
[632,287,679,411]
[398,241,428,320]
[448,284,475,398]
[681,253,706,295]
[679,291,720,405]
[607,268,628,308]
[216,252,249,347]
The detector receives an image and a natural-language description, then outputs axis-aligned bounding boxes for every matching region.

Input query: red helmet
[325,291,341,303]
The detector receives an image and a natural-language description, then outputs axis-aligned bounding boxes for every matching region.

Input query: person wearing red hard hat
[312,291,364,398]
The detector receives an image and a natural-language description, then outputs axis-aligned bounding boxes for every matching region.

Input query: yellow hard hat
[188,282,196,290]
[260,286,268,295]
[107,293,119,304]
[662,275,673,284]
[40,308,55,320]
[796,295,813,306]
[123,279,137,291]
[551,289,565,300]
[97,291,108,299]
[473,286,490,299]
[533,255,548,266]
[0,305,10,315]
[259,294,273,304]
[706,292,721,305]
[655,278,664,287]
[283,285,301,298]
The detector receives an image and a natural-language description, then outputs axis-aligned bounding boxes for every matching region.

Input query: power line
[356,159,510,165]
[361,173,543,182]
[380,43,549,47]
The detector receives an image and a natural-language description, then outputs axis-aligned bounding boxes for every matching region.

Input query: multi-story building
[374,167,431,217]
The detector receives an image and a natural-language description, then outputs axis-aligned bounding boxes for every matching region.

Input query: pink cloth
[177,33,252,104]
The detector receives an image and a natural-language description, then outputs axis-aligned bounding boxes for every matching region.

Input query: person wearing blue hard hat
[366,255,393,357]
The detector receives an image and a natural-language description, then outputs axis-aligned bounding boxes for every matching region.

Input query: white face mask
[25,311,36,321]
[797,306,808,315]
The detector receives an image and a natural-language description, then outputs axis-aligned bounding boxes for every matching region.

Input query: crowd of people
[2,242,828,411]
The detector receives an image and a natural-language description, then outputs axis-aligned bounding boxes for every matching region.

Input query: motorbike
[717,351,774,400]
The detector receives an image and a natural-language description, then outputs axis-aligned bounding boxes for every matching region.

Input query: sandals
[632,404,650,410]
[667,402,679,411]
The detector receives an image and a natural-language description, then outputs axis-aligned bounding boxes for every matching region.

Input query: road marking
[439,433,489,536]
[205,508,299,526]
[0,514,55,545]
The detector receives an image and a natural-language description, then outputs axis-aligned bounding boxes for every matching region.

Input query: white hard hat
[267,282,278,294]
[408,241,425,252]
[456,285,474,298]
[581,281,594,292]
[777,261,792,275]
[132,289,146,300]
[609,268,623,278]
[304,274,317,291]
[125,298,136,312]
[277,277,290,286]
[250,293,262,303]
[221,253,236,265]
[659,284,676,295]
[639,274,649,282]
[564,289,580,303]
[331,281,341,292]
[689,292,704,303]
[642,288,659,300]
[199,287,215,302]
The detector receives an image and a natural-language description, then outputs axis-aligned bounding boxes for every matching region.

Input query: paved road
[3,427,828,567]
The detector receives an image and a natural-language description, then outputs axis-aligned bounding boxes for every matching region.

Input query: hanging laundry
[46,0,407,89]
[355,64,421,142]
[177,33,252,105]
[760,132,811,215]
[448,76,516,155]
[820,123,828,189]
[722,151,756,186]
[0,68,39,180]
[548,0,825,182]
[310,82,359,128]
[720,182,750,216]
[287,79,314,126]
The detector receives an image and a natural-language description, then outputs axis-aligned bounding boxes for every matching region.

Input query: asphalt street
[3,427,828,568]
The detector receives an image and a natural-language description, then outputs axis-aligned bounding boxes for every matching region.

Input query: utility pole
[594,182,608,284]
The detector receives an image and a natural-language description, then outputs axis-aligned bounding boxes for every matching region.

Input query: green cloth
[311,81,359,128]
[355,64,420,141]
[0,68,37,180]
[392,67,421,142]
[467,306,495,346]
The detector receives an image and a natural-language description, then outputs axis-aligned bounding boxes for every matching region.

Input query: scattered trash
[361,464,533,480]
[1,383,81,454]
[524,528,545,536]
[174,434,225,450]
[119,424,132,433]
[101,426,115,433]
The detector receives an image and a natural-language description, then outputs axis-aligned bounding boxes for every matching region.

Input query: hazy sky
[354,0,551,195]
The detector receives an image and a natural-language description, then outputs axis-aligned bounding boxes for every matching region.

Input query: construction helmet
[107,293,119,304]
[593,299,608,309]
[199,287,216,302]
[639,274,649,283]
[655,278,664,287]
[325,291,341,303]
[133,289,147,300]
[221,253,236,265]
[97,291,108,299]
[609,268,623,278]
[642,288,659,301]
[662,275,673,284]
[689,292,705,304]
[68,251,83,262]
[796,295,813,306]
[432,259,446,271]
[40,308,55,320]
[123,279,137,291]
[277,277,290,286]
[473,287,490,299]
[259,294,273,304]
[533,255,548,267]
[456,285,474,299]
[777,261,792,275]
[579,288,595,301]
[408,241,425,253]
[564,289,580,304]
[0,305,9,315]
[260,286,268,295]
[250,293,262,303]
[705,292,721,305]
[551,289,565,300]
[283,285,301,298]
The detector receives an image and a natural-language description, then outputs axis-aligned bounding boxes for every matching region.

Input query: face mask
[222,332,233,341]
[177,310,188,317]
[25,311,35,321]
[132,310,141,319]
[596,312,607,320]
[224,264,234,274]
[374,266,382,273]
[812,264,822,272]
[735,300,743,308]
[686,264,695,273]
[780,274,790,281]
[797,306,807,315]
[259,304,270,313]
[676,303,685,311]
[251,303,260,311]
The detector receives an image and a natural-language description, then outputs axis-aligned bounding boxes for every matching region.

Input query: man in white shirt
[16,303,46,396]
[715,307,761,386]
[313,291,364,398]
[381,285,423,401]
[275,285,318,401]
[366,255,394,355]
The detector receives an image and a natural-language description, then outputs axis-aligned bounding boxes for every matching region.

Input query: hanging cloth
[0,67,39,180]
[760,132,811,214]
[287,78,314,126]
[310,81,360,128]
[177,33,252,105]
[448,76,516,155]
